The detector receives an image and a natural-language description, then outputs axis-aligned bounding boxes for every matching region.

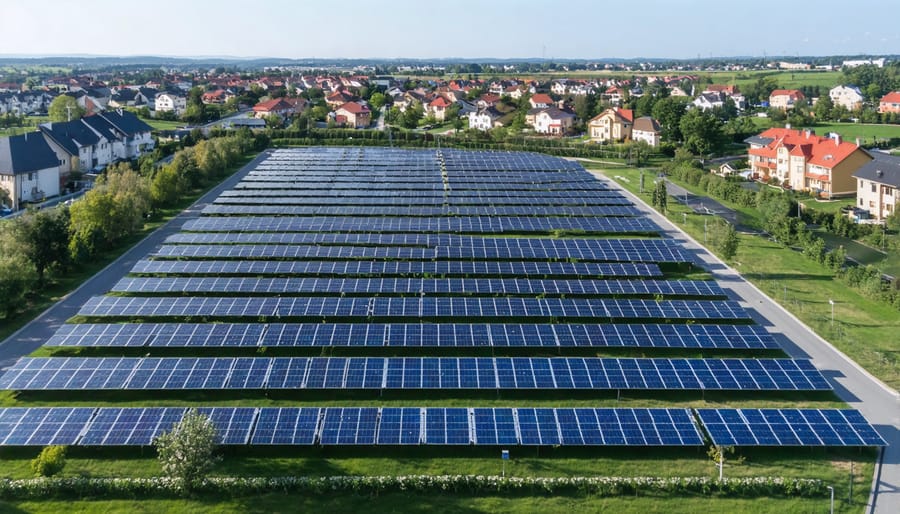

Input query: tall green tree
[16,207,71,285]
[48,95,85,122]
[679,108,725,155]
[651,97,687,142]
[710,218,740,260]
[652,179,668,214]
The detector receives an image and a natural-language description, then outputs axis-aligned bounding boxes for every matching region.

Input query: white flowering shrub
[153,409,221,492]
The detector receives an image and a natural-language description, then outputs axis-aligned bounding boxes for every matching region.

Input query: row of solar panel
[132,260,663,278]
[152,244,687,263]
[183,216,659,234]
[234,182,609,192]
[0,406,884,447]
[78,296,750,321]
[219,190,620,199]
[244,173,595,183]
[0,357,829,392]
[200,205,642,217]
[111,278,724,298]
[213,196,633,207]
[162,233,688,257]
[46,322,777,349]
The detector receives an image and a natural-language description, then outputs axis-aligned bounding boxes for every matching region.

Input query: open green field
[597,165,900,391]
[749,117,900,143]
[143,118,185,131]
[727,71,842,90]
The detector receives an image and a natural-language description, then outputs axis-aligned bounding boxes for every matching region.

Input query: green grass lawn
[747,116,900,144]
[144,118,185,131]
[597,165,900,391]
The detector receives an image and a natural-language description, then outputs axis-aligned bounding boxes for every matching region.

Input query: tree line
[0,129,266,317]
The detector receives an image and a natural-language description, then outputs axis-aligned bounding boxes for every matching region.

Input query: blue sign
[501,450,510,460]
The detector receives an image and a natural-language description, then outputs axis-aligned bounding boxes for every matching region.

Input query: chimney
[785,123,791,129]
[855,137,862,147]
[832,133,841,145]
[804,129,811,139]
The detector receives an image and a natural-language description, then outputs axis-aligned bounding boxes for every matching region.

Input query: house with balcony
[530,107,575,135]
[746,127,872,197]
[632,116,662,147]
[588,108,633,143]
[852,152,900,221]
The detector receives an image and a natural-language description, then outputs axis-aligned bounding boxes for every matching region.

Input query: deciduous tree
[48,95,85,122]
[154,410,220,492]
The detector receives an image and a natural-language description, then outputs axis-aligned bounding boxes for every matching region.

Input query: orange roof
[530,93,553,105]
[770,89,804,99]
[429,96,452,108]
[616,108,634,123]
[253,98,293,112]
[337,102,370,114]
[881,92,900,103]
[748,128,862,169]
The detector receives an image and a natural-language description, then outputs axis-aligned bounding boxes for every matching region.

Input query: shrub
[30,446,66,478]
[154,409,220,492]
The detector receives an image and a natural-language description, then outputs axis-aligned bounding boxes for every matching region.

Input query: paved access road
[590,170,899,514]
[0,150,272,368]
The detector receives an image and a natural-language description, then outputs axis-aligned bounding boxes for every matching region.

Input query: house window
[859,198,864,206]
[27,173,34,181]
[872,184,877,193]
[885,187,894,197]
[887,204,894,213]
[869,201,875,208]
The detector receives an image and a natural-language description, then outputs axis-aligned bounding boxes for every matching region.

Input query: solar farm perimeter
[0,148,886,503]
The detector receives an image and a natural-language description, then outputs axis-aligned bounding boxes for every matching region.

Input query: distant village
[1,56,899,219]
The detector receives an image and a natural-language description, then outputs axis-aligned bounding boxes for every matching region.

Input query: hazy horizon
[2,0,898,60]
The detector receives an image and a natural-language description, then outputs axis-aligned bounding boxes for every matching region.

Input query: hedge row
[0,475,825,500]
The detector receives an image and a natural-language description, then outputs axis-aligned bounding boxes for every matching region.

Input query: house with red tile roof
[746,127,872,197]
[878,92,900,114]
[588,107,634,143]
[529,93,554,109]
[334,102,371,129]
[769,89,805,110]
[252,97,305,119]
[426,96,454,122]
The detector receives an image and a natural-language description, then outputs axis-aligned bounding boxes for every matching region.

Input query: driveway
[663,179,758,233]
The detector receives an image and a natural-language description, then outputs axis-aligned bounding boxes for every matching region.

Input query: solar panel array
[0,357,829,391]
[45,322,779,349]
[2,147,884,450]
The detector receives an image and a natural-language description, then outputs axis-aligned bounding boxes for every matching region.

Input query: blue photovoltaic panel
[319,407,378,445]
[250,408,321,445]
[377,407,422,445]
[696,409,886,447]
[0,407,95,446]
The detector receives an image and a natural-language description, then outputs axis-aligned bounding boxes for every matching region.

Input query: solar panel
[0,407,95,446]
[250,407,321,445]
[696,409,886,447]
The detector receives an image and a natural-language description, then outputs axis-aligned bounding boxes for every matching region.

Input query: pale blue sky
[1,0,897,59]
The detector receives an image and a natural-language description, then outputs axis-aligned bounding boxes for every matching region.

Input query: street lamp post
[829,299,835,326]
[827,485,834,514]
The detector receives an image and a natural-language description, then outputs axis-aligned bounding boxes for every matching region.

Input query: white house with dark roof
[853,152,900,221]
[39,110,154,173]
[632,116,662,147]
[0,133,61,209]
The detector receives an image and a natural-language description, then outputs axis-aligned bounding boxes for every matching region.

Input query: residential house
[0,133,61,209]
[632,116,662,147]
[108,88,138,108]
[531,107,575,135]
[603,87,625,106]
[252,97,306,120]
[588,108,634,143]
[703,84,746,110]
[334,102,371,128]
[468,107,503,131]
[529,93,554,109]
[325,90,357,108]
[426,96,453,122]
[477,93,501,109]
[853,152,900,221]
[201,89,234,105]
[746,127,872,197]
[692,92,725,111]
[879,92,900,114]
[155,91,187,115]
[829,85,865,111]
[39,110,153,174]
[769,89,805,110]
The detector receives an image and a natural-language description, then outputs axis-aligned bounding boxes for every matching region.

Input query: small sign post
[501,450,509,478]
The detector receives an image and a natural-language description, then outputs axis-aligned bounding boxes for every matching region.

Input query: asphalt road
[0,150,272,368]
[591,170,900,514]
